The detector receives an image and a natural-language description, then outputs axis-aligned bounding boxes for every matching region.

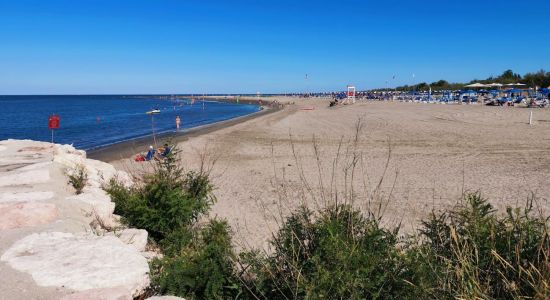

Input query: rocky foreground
[0,140,181,300]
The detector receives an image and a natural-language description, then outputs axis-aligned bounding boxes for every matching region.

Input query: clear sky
[1,0,549,94]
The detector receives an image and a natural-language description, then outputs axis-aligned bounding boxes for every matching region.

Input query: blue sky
[1,0,549,94]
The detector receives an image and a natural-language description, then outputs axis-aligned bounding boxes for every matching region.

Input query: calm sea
[0,95,260,150]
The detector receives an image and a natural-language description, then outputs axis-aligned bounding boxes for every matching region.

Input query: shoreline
[87,103,280,162]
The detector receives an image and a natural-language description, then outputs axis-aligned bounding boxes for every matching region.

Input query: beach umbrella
[460,90,477,95]
[488,83,503,87]
[465,83,487,88]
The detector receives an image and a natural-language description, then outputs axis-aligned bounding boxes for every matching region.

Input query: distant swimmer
[176,115,181,131]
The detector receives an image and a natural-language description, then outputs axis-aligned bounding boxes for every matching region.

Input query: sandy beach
[110,98,550,249]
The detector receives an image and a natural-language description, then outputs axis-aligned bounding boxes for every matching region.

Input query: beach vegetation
[104,146,242,299]
[414,192,550,299]
[151,219,242,299]
[239,204,421,299]
[66,164,88,194]
[239,194,549,300]
[103,138,549,300]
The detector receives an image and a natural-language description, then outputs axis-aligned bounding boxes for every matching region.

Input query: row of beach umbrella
[464,83,527,88]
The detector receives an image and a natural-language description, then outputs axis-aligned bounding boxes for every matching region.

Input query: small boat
[146,109,161,114]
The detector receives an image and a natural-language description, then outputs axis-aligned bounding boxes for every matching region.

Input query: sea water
[0,95,260,150]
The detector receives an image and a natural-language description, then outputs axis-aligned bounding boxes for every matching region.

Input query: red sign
[48,115,60,129]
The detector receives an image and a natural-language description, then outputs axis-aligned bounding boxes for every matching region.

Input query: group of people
[135,143,171,162]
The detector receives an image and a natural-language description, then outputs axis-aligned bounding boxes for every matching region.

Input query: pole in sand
[529,110,533,125]
[151,114,157,147]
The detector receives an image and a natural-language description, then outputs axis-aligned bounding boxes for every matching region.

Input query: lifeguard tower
[344,85,356,104]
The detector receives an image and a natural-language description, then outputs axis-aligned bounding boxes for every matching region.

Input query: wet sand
[110,99,550,249]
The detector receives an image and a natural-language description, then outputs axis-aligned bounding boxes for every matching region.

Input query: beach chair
[497,97,510,106]
[513,97,524,104]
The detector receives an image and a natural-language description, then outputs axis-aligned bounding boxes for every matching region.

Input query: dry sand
[112,98,550,249]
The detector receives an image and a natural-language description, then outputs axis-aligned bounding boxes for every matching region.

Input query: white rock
[54,153,86,169]
[0,191,54,203]
[53,143,88,169]
[67,189,113,208]
[1,232,150,296]
[83,159,119,187]
[61,287,132,300]
[0,169,50,187]
[66,190,116,227]
[0,202,58,230]
[55,144,86,158]
[7,139,52,148]
[108,229,148,252]
[17,161,53,172]
[80,186,111,199]
[0,158,45,165]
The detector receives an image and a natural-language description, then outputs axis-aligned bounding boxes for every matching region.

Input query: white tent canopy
[464,83,487,88]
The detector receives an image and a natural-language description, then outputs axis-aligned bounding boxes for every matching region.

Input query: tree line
[380,69,550,92]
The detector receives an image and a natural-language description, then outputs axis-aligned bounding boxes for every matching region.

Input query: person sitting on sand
[154,143,171,161]
[145,145,155,161]
[161,143,171,156]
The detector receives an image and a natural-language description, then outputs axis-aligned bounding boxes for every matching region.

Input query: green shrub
[241,205,422,299]
[240,195,549,300]
[151,219,242,299]
[104,147,242,299]
[105,164,215,242]
[416,193,550,299]
[66,164,88,194]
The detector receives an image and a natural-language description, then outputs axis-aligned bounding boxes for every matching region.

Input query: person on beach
[145,145,155,161]
[154,143,171,161]
[176,116,181,131]
[162,143,171,156]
